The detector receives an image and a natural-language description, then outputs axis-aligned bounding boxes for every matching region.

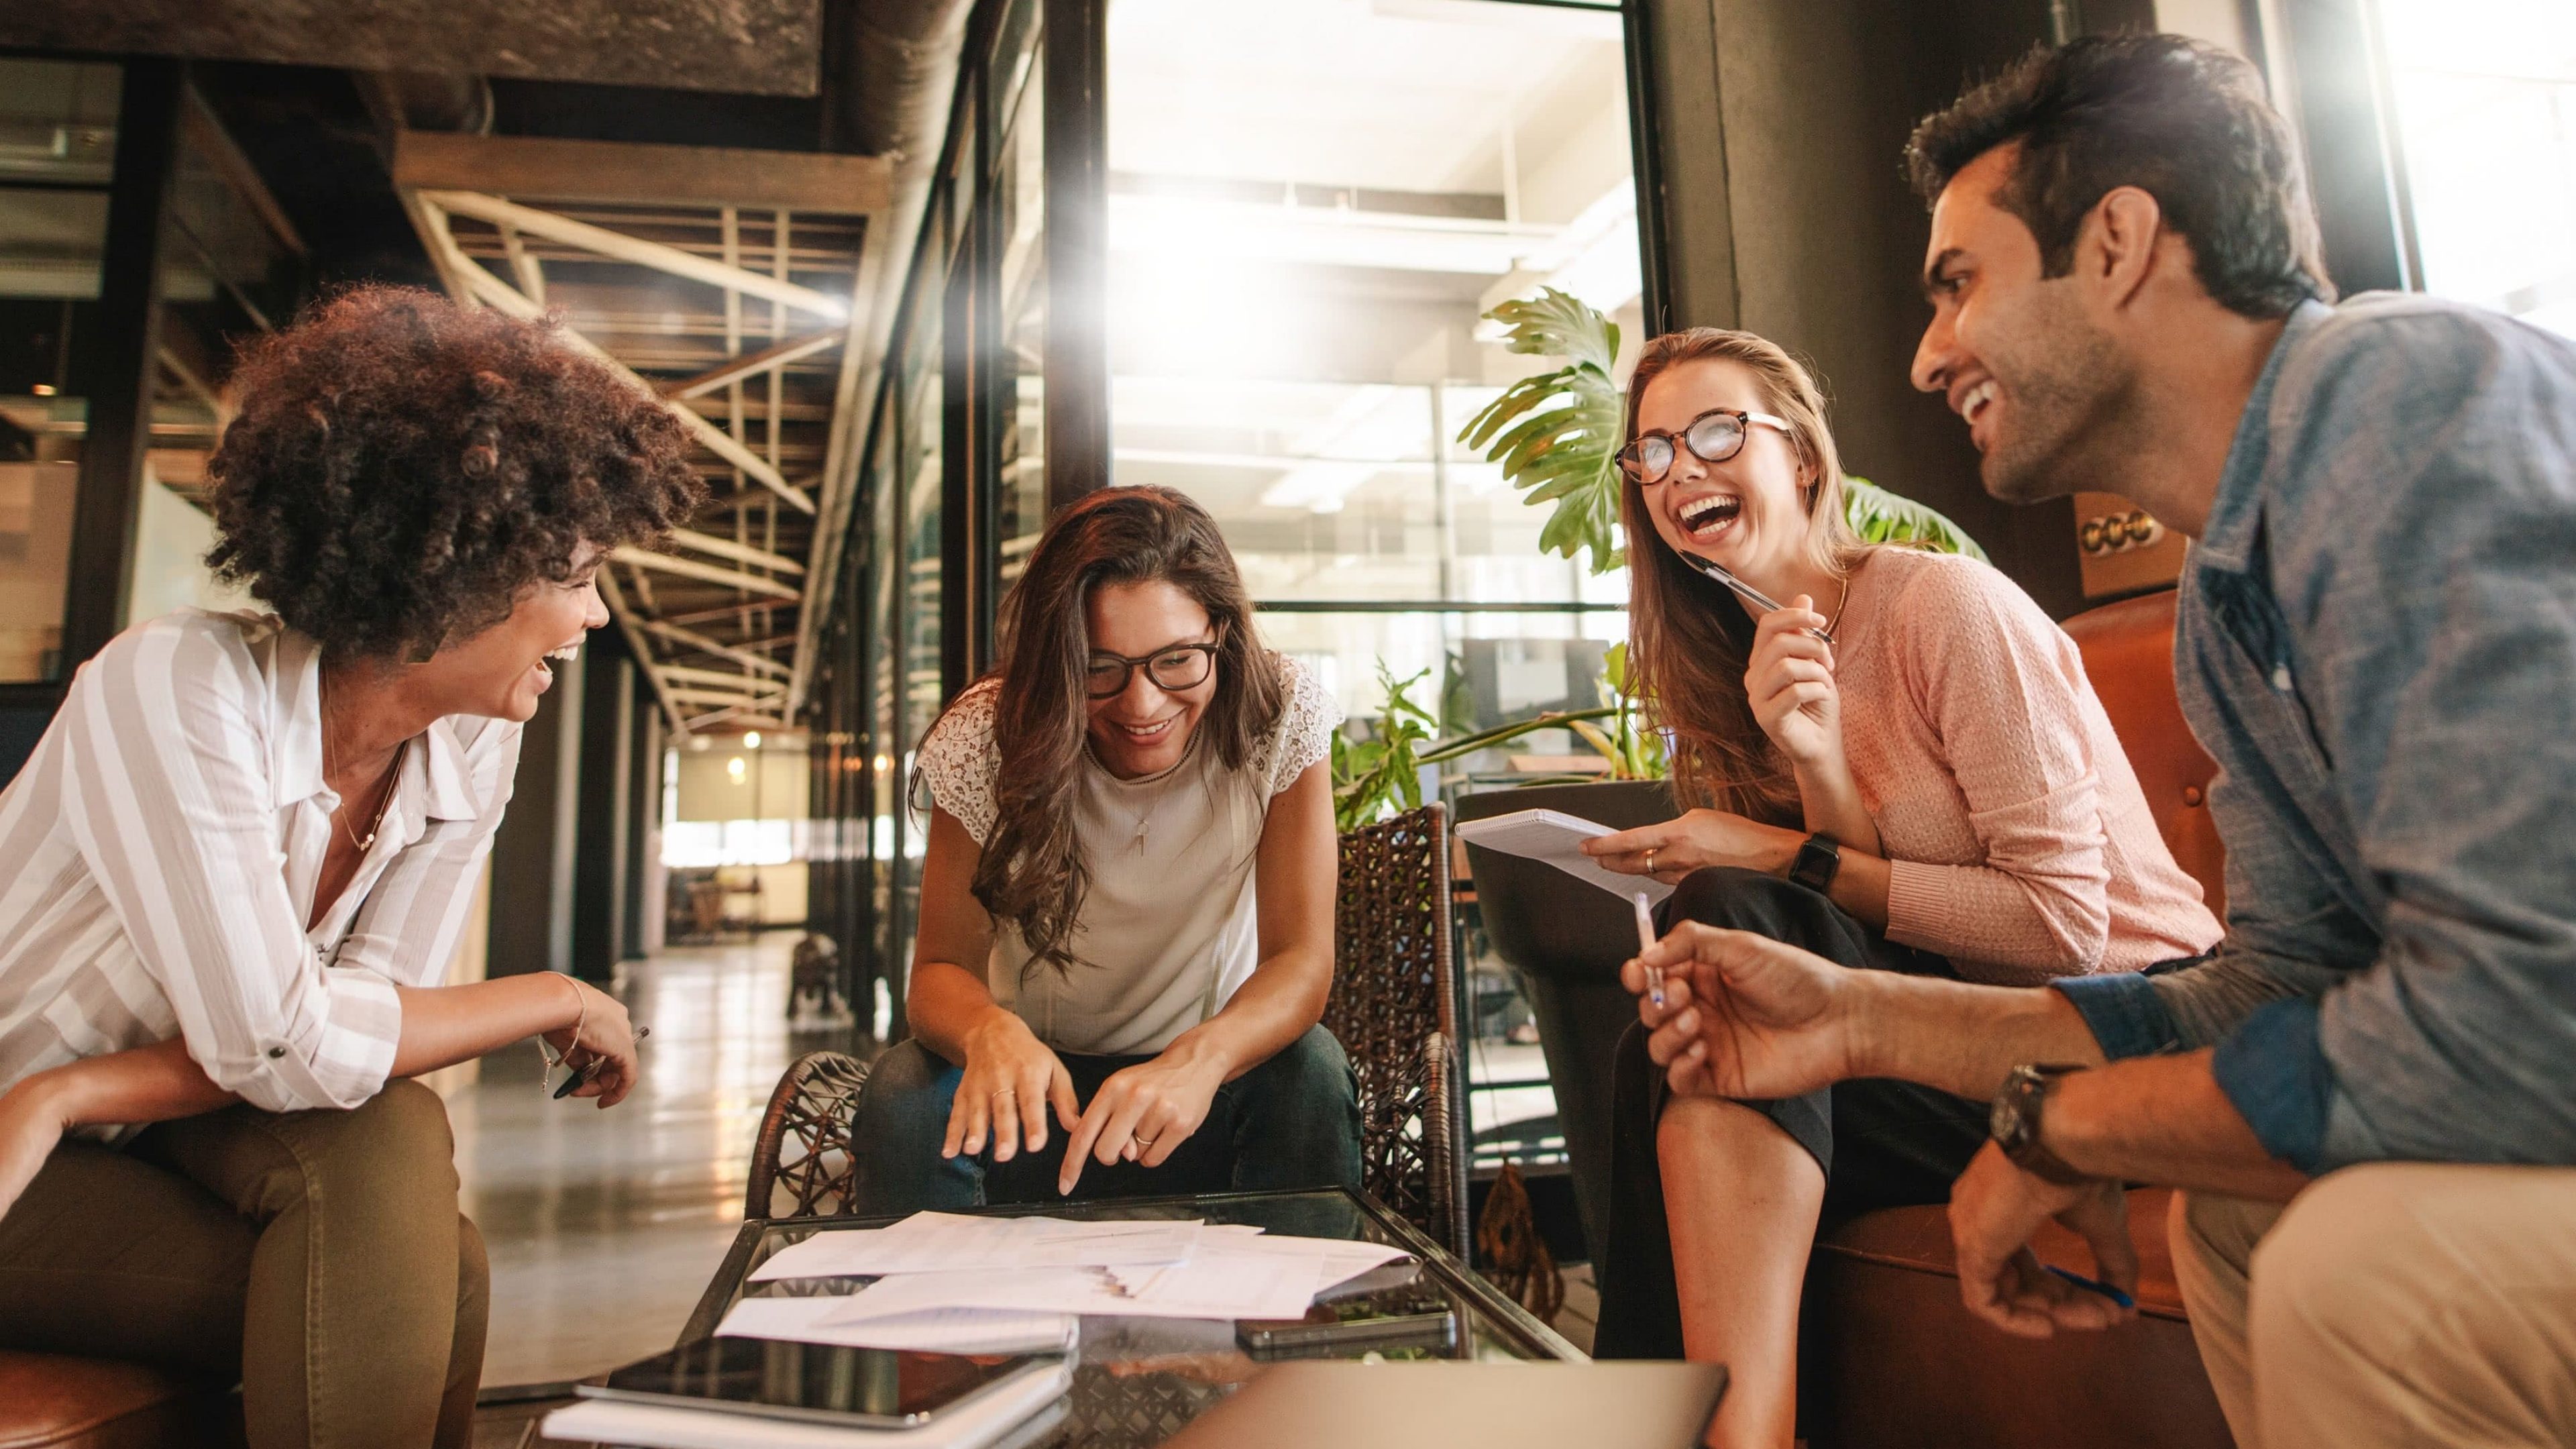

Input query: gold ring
[1645,848,1658,877]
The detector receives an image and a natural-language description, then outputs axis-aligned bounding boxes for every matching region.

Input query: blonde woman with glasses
[1578,329,2219,1448]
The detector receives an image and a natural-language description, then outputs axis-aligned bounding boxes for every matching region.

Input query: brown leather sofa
[0,1352,237,1449]
[1800,588,2235,1449]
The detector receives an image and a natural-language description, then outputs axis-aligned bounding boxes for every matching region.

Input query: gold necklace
[321,687,406,853]
[1825,575,1851,639]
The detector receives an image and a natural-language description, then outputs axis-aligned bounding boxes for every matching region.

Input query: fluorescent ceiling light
[1110,193,1553,276]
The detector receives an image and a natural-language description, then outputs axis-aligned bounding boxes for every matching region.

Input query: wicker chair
[745,1049,872,1220]
[745,803,1470,1257]
[1323,802,1469,1258]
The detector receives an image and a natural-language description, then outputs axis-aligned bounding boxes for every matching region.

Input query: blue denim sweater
[2057,294,2576,1173]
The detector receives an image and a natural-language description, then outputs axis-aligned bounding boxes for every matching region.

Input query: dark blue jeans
[851,1024,1363,1217]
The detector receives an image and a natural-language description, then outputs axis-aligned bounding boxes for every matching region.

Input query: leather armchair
[1800,588,2235,1449]
[0,1352,237,1449]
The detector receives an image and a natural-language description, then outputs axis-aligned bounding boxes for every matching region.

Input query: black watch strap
[1992,1063,2091,1185]
[1787,832,1841,894]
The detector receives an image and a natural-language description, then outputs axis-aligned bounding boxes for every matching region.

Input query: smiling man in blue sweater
[1626,34,2576,1449]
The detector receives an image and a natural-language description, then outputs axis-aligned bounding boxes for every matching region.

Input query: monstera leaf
[1458,288,1627,575]
[1843,476,1988,560]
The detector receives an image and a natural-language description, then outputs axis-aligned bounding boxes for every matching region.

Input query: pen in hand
[2043,1263,2136,1311]
[553,1024,651,1099]
[1633,892,1664,1008]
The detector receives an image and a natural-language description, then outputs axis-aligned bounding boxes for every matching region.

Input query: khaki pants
[0,1079,486,1449]
[2173,1163,2576,1449]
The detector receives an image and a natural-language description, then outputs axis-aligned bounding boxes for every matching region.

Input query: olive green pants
[0,1079,486,1449]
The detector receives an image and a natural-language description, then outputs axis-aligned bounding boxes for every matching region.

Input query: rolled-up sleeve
[58,627,402,1111]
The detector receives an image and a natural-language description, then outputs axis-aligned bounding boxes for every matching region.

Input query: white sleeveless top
[916,656,1339,1056]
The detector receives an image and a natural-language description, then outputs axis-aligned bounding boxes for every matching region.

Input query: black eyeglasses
[1085,643,1220,699]
[1617,407,1796,486]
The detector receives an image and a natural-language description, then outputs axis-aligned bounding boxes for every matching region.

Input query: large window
[1104,0,1646,1169]
[2377,0,2576,339]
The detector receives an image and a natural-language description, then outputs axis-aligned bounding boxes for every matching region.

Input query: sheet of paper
[1456,808,1674,904]
[543,1359,1073,1449]
[1150,1234,1412,1295]
[822,1250,1322,1324]
[753,1212,1207,1281]
[716,1296,1077,1355]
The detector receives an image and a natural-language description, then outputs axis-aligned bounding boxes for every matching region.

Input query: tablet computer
[578,1338,1060,1429]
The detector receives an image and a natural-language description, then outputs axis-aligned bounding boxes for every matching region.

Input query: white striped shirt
[0,609,520,1123]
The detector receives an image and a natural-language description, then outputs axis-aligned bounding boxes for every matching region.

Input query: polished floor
[445,930,862,1389]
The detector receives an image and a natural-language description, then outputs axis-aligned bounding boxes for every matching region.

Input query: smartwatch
[1990,1063,2091,1185]
[1786,832,1841,894]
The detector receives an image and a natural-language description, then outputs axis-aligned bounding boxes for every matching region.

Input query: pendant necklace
[323,687,406,853]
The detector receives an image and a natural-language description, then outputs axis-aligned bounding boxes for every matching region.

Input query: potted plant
[1341,288,1986,1268]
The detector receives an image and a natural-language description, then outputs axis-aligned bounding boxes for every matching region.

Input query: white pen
[1634,891,1664,1008]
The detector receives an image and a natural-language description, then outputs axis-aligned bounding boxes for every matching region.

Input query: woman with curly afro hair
[0,284,704,1447]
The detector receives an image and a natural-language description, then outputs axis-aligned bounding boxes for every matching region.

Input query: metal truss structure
[392,131,903,737]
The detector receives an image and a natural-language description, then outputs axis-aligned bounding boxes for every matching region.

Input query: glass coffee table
[676,1187,1585,1448]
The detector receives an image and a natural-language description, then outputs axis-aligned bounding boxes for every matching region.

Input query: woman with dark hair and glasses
[1577,329,2218,1446]
[851,486,1360,1212]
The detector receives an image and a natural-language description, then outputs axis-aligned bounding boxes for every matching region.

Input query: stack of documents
[717,1212,1413,1350]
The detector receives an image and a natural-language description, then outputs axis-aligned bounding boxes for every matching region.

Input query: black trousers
[1591,867,1990,1360]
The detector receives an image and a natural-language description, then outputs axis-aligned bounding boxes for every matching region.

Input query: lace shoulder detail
[1250,655,1344,796]
[916,678,1002,845]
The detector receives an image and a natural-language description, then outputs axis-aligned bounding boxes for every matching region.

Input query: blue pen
[2045,1264,2135,1310]
[1633,892,1664,1007]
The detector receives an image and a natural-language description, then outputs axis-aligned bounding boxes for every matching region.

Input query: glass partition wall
[1,61,301,691]
[825,0,1050,1034]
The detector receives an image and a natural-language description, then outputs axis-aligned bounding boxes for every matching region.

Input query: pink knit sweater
[1827,548,2220,983]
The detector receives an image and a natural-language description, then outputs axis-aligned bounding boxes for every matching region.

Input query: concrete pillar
[486,647,584,976]
[623,698,663,960]
[572,643,634,983]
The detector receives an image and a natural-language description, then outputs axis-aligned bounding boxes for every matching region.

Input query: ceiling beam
[612,545,800,600]
[392,131,892,215]
[416,220,818,515]
[641,618,794,676]
[667,526,805,576]
[422,190,851,321]
[667,684,786,706]
[661,327,843,401]
[496,222,545,305]
[787,199,900,718]
[184,87,305,257]
[685,704,788,731]
[660,664,790,690]
[658,600,800,628]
